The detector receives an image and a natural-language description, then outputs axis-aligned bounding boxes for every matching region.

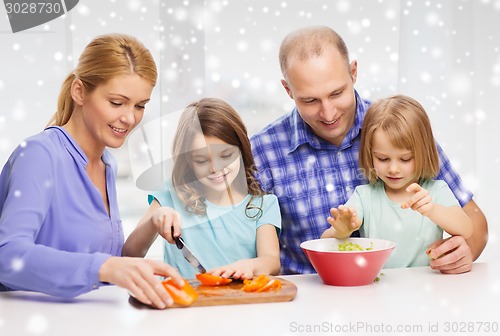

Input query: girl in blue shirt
[0,34,183,309]
[123,98,281,279]
[321,95,473,267]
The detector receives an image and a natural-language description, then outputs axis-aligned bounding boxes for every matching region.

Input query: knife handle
[171,226,183,249]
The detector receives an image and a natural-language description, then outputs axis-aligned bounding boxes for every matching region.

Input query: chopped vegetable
[242,275,282,293]
[426,248,445,260]
[196,273,233,286]
[161,278,198,306]
[256,279,282,292]
[335,241,374,251]
[374,273,385,283]
[242,275,269,292]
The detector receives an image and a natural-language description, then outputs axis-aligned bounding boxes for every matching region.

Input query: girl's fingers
[172,212,182,237]
[406,183,421,193]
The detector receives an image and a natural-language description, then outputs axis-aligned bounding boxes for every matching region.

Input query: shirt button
[92,284,98,289]
[346,186,351,192]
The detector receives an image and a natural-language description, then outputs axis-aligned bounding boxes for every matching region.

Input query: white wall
[0,0,497,261]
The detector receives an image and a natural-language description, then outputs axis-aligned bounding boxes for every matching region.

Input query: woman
[0,33,182,309]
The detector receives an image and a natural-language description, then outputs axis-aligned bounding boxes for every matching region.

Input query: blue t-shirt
[150,182,281,278]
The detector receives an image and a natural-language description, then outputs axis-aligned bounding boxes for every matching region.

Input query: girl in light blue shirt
[321,95,472,268]
[123,98,281,279]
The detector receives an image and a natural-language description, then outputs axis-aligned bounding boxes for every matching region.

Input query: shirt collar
[288,89,370,153]
[341,90,370,149]
[44,126,112,167]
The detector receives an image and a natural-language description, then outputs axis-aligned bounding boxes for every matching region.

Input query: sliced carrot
[161,278,198,306]
[256,278,282,292]
[196,273,233,286]
[241,275,279,292]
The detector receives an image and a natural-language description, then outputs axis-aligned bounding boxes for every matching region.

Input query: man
[250,26,487,275]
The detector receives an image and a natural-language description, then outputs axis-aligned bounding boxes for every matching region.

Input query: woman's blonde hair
[48,33,157,126]
[171,98,265,216]
[359,94,439,183]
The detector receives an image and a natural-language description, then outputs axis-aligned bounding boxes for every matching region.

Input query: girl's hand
[99,256,184,309]
[208,259,255,280]
[324,205,361,239]
[401,183,433,216]
[150,207,182,244]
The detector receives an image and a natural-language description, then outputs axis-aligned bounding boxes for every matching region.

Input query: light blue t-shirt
[149,182,281,278]
[346,179,460,268]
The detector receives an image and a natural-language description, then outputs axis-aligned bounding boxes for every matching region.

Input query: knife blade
[171,228,206,274]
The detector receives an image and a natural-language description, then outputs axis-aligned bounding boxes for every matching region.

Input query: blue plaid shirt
[250,90,473,274]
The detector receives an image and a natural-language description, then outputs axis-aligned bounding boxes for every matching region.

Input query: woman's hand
[323,205,361,239]
[99,256,184,309]
[150,207,182,244]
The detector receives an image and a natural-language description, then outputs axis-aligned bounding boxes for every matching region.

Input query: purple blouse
[0,126,123,297]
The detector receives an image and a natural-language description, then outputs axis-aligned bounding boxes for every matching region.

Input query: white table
[1,262,499,336]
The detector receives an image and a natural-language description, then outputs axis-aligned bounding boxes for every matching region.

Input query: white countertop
[1,262,499,336]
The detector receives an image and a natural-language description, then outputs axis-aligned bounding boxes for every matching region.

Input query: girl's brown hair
[359,94,439,183]
[48,33,157,126]
[171,98,265,216]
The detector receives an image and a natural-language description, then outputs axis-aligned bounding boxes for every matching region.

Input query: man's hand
[426,236,472,274]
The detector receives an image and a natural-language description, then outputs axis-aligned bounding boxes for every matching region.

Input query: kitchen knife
[171,229,207,274]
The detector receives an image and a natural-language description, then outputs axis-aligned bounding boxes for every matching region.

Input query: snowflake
[11,257,24,272]
[78,4,89,16]
[385,8,397,19]
[231,79,240,88]
[355,255,367,267]
[26,314,48,335]
[53,52,63,61]
[337,0,350,13]
[211,73,221,82]
[426,12,441,26]
[420,72,432,84]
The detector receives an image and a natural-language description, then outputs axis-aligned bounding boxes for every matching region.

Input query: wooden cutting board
[129,276,297,309]
[185,276,297,307]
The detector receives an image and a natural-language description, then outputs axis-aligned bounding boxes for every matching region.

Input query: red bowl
[300,238,396,286]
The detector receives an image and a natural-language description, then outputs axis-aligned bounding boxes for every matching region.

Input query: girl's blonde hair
[48,33,157,126]
[171,98,265,216]
[359,94,439,183]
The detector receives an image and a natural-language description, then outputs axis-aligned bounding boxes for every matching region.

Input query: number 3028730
[5,2,63,14]
[443,321,499,333]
